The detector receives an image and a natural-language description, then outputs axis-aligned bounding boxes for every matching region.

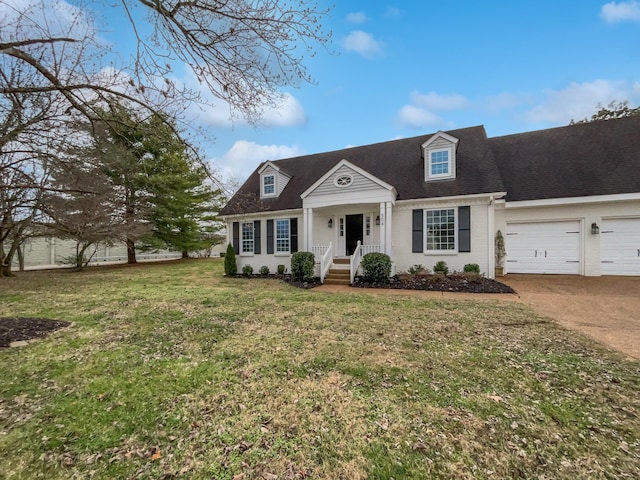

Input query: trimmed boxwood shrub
[463,263,480,273]
[259,265,270,275]
[224,243,237,275]
[277,264,286,275]
[361,252,392,283]
[242,264,254,276]
[291,251,315,281]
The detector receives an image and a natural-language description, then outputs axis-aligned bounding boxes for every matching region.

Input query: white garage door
[601,218,640,276]
[505,221,581,274]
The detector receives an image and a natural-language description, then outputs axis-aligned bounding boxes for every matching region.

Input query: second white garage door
[601,218,640,276]
[505,221,582,274]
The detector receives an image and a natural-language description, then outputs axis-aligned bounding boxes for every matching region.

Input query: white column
[379,202,386,253]
[385,202,393,256]
[303,208,313,251]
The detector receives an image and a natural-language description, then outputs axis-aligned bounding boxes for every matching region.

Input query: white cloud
[396,91,468,128]
[525,79,640,123]
[343,30,383,58]
[411,91,470,111]
[212,141,305,181]
[346,12,367,24]
[600,1,640,23]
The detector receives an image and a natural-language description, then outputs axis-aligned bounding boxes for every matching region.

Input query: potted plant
[495,230,506,276]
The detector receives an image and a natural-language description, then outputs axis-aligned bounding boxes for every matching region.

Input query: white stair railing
[312,244,329,259]
[350,240,363,284]
[320,242,333,283]
[361,244,381,256]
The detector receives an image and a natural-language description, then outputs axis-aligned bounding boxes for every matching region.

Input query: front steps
[323,258,351,285]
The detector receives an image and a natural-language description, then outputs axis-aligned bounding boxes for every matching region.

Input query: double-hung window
[262,174,275,197]
[425,208,456,251]
[275,219,290,253]
[428,148,454,179]
[241,222,254,253]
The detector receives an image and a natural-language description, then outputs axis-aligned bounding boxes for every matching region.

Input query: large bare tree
[1,0,332,125]
[0,0,330,274]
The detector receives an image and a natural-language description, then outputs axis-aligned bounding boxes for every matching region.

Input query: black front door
[345,214,364,255]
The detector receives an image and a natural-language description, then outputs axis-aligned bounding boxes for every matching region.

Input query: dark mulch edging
[229,272,513,294]
[228,273,322,289]
[352,275,515,294]
[0,317,71,347]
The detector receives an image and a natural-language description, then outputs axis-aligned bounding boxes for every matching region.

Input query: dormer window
[422,131,458,182]
[258,161,291,199]
[429,149,452,178]
[262,174,276,197]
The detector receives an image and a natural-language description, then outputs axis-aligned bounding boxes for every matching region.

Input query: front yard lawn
[0,259,638,479]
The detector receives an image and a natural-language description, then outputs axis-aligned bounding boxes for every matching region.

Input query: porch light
[591,222,599,235]
[328,218,333,228]
[375,215,380,226]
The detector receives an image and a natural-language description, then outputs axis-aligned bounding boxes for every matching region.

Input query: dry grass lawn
[0,259,639,479]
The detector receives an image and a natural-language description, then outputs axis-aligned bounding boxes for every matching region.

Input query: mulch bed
[352,274,515,294]
[0,317,71,347]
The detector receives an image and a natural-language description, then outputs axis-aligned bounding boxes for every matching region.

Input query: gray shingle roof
[221,125,505,215]
[220,116,640,216]
[490,114,640,202]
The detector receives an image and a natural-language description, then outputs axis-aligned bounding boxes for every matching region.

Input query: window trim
[261,173,277,198]
[426,147,455,180]
[424,208,457,254]
[240,221,255,255]
[275,218,290,254]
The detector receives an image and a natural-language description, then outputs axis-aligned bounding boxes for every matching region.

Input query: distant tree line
[570,100,640,124]
[2,101,226,275]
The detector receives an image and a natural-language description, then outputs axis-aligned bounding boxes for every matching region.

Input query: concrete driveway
[501,275,640,360]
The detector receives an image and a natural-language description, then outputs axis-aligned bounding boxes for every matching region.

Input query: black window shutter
[253,220,261,254]
[458,206,471,252]
[412,209,423,253]
[266,220,274,254]
[232,222,239,254]
[290,218,298,253]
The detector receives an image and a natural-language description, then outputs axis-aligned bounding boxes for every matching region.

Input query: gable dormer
[422,131,459,182]
[258,161,291,199]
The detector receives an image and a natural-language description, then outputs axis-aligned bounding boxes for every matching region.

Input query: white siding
[392,202,491,276]
[495,199,640,276]
[230,214,304,275]
[260,165,291,198]
[306,165,380,198]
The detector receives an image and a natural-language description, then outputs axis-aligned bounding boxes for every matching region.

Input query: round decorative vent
[334,174,353,187]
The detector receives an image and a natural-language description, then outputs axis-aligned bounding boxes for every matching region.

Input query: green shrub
[463,263,480,273]
[277,264,286,275]
[361,252,392,283]
[433,260,449,275]
[224,243,237,275]
[291,251,315,281]
[408,264,429,275]
[242,264,254,276]
[259,265,270,275]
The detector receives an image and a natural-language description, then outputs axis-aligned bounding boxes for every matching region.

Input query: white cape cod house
[220,116,640,282]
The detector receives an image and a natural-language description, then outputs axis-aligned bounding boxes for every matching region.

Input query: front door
[345,214,364,255]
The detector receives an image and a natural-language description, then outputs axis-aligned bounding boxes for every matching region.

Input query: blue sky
[94,1,640,183]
